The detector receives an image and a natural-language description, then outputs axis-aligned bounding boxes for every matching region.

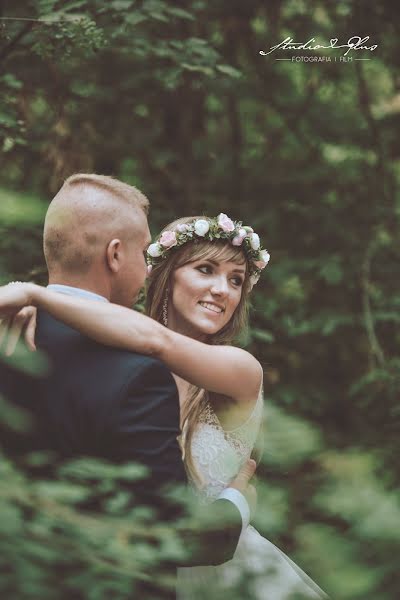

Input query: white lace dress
[177,393,328,599]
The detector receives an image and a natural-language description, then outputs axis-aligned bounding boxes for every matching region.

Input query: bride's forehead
[191,256,245,268]
[191,243,246,264]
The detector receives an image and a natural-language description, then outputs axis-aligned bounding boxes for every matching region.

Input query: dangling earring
[162,289,169,327]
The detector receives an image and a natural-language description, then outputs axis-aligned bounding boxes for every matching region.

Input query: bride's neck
[167,320,209,343]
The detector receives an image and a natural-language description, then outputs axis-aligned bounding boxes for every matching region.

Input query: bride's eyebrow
[200,259,245,274]
[232,267,245,274]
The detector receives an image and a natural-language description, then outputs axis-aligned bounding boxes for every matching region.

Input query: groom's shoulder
[36,309,173,381]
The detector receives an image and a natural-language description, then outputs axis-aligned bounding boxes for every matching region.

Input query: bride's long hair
[145,216,252,485]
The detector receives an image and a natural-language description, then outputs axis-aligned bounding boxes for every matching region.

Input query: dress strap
[224,387,263,434]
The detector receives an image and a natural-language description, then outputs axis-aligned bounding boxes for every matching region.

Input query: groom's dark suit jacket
[0,309,242,593]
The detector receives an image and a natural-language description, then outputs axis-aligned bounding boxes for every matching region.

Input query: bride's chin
[181,319,213,339]
[195,321,224,337]
[174,312,225,338]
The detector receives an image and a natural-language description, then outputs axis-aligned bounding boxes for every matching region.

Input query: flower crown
[147,213,270,287]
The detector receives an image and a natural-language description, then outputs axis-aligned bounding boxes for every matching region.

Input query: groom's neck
[47,273,111,301]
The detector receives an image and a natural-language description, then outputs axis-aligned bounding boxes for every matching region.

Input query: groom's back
[1,309,186,496]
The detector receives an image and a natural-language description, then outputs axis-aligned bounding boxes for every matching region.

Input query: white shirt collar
[47,284,109,303]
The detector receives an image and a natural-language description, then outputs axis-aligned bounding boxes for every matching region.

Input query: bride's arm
[3,283,261,405]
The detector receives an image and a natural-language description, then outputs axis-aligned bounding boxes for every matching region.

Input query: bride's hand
[0,283,38,354]
[229,459,258,517]
[0,282,36,315]
[0,306,37,355]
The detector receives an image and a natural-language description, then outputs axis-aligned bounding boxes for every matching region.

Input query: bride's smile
[168,257,245,339]
[198,301,225,314]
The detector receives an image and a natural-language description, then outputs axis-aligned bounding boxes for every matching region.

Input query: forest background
[0,1,399,599]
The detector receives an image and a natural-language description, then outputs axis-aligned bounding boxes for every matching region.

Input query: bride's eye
[196,264,213,275]
[231,276,244,287]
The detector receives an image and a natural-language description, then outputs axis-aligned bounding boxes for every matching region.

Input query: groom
[0,174,254,595]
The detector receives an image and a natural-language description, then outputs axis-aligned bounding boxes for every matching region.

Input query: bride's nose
[210,276,229,297]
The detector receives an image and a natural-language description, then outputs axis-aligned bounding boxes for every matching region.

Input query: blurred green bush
[1,0,399,597]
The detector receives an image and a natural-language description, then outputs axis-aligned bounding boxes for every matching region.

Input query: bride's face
[168,255,246,339]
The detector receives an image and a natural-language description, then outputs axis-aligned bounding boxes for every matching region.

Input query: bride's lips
[198,301,225,314]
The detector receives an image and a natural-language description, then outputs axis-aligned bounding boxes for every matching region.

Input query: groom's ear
[106,239,123,273]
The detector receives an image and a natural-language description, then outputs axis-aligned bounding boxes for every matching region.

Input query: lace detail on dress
[179,387,330,600]
[190,392,263,503]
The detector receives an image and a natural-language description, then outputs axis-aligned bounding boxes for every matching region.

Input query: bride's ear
[106,239,122,273]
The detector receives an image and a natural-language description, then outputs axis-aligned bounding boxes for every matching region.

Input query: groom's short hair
[44,173,149,275]
[62,173,149,214]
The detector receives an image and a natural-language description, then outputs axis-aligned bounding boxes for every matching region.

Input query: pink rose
[232,235,244,246]
[253,250,270,270]
[217,213,235,232]
[147,264,153,276]
[159,230,178,248]
[254,260,267,270]
[232,227,248,245]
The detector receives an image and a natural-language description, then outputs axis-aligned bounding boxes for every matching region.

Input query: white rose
[147,243,162,257]
[249,233,260,251]
[194,219,210,236]
[260,249,270,264]
[176,223,189,233]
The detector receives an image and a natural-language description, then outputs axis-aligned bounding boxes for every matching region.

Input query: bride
[0,213,328,599]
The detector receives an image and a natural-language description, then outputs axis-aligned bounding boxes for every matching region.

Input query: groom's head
[43,174,151,307]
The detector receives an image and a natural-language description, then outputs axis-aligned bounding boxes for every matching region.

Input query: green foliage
[0,188,46,225]
[0,0,399,597]
[0,394,33,432]
[0,345,49,376]
[0,74,26,152]
[0,450,191,599]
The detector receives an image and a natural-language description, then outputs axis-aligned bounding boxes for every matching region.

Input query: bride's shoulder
[224,346,263,393]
